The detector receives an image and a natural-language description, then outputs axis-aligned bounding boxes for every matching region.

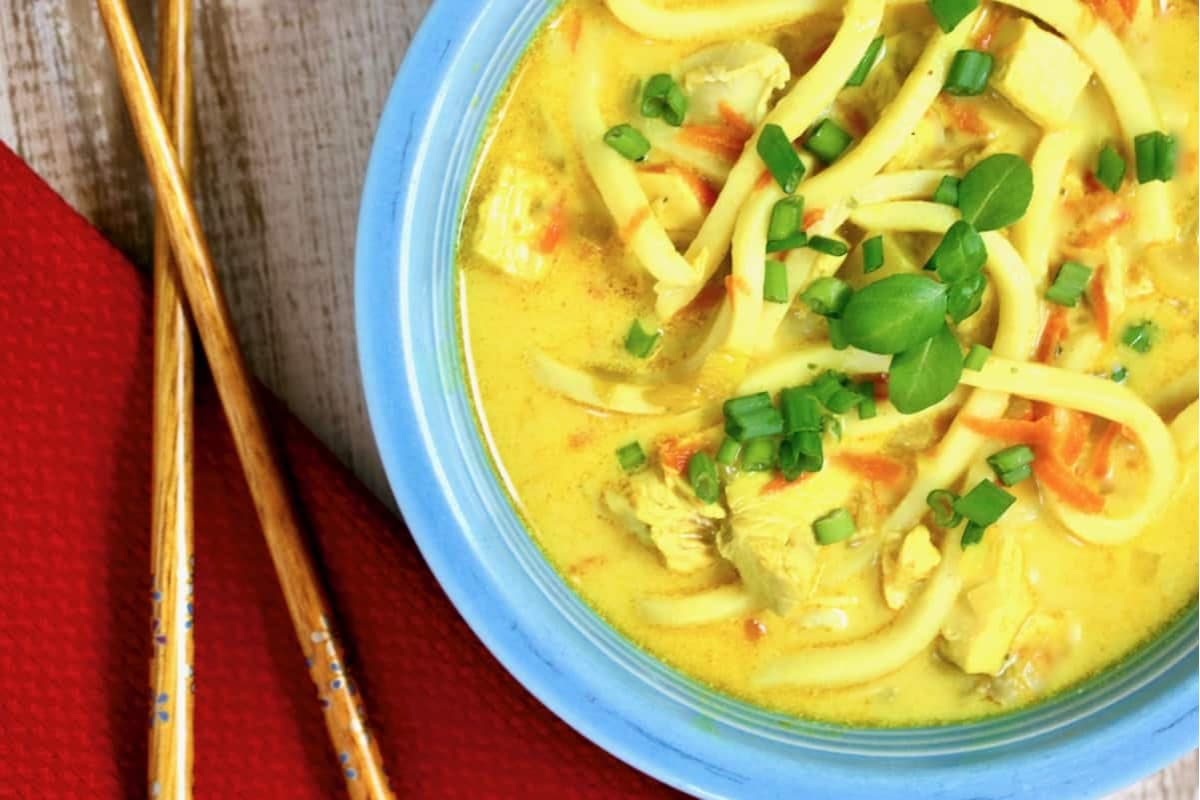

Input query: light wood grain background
[0,2,1194,797]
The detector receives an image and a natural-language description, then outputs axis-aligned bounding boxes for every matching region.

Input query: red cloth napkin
[0,143,682,799]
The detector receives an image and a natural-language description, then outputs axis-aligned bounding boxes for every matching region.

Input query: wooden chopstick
[95,2,396,797]
[147,0,195,797]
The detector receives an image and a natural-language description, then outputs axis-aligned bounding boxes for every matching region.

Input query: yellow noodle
[605,0,837,41]
[1012,129,1079,285]
[638,584,758,627]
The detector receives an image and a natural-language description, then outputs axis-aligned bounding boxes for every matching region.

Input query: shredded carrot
[1033,455,1106,513]
[1082,171,1106,194]
[835,452,908,485]
[536,200,568,254]
[1069,204,1132,248]
[717,102,755,141]
[803,208,825,229]
[1088,421,1123,480]
[724,273,750,297]
[684,278,726,314]
[973,7,1009,50]
[744,617,768,640]
[640,163,718,209]
[961,415,1055,447]
[619,207,651,242]
[866,372,889,401]
[1088,264,1110,340]
[1036,306,1070,364]
[754,169,774,190]
[943,98,989,136]
[657,437,700,474]
[762,471,812,495]
[1053,408,1091,466]
[1083,0,1135,30]
[679,124,751,162]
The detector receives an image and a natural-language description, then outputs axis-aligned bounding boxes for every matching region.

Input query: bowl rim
[354,2,1199,797]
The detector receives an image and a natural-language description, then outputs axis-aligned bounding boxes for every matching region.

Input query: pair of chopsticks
[101,1,396,798]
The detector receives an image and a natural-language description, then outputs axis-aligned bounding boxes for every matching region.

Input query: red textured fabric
[0,143,683,799]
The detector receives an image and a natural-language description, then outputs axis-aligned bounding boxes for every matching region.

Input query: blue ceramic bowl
[355,3,1198,796]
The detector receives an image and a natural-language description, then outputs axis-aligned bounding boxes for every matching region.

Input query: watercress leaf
[888,323,964,413]
[958,153,1034,231]
[930,220,987,283]
[947,273,987,323]
[839,274,949,355]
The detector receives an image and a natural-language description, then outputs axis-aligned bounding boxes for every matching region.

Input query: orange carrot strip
[961,415,1055,447]
[1054,408,1091,466]
[1088,421,1123,480]
[1088,264,1110,340]
[803,208,825,229]
[973,7,1009,49]
[1033,455,1106,513]
[1036,306,1070,364]
[679,125,750,162]
[536,200,568,254]
[657,437,700,474]
[619,207,651,242]
[761,471,812,495]
[717,102,755,141]
[943,98,989,135]
[834,452,908,485]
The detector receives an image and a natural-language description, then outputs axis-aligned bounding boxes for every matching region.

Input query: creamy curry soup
[458,0,1198,725]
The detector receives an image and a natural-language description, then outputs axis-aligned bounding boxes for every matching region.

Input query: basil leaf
[958,153,1034,231]
[888,323,964,413]
[930,220,987,283]
[840,274,948,355]
[947,273,987,323]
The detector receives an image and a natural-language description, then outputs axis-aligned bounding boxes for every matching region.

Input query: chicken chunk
[993,20,1093,130]
[939,533,1034,675]
[677,41,790,128]
[473,163,558,281]
[604,469,725,574]
[717,469,854,616]
[984,610,1080,703]
[880,524,942,610]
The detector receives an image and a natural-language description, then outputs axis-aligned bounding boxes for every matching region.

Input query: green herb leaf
[958,153,1034,231]
[929,220,987,283]
[946,273,987,323]
[839,274,949,355]
[888,323,963,413]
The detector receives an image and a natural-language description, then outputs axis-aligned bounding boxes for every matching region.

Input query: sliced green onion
[846,36,885,87]
[987,444,1035,475]
[805,119,854,164]
[766,231,809,253]
[822,414,843,441]
[828,317,849,350]
[960,521,987,548]
[624,319,661,358]
[812,371,846,406]
[929,0,980,33]
[947,273,987,323]
[723,392,772,419]
[807,236,850,257]
[800,276,852,317]
[726,406,785,442]
[813,507,856,545]
[741,437,778,472]
[794,430,824,471]
[933,175,960,206]
[1095,145,1126,193]
[757,123,805,193]
[1045,261,1093,307]
[944,49,993,96]
[964,343,991,371]
[926,489,962,527]
[996,463,1033,487]
[1121,320,1157,354]
[929,220,987,283]
[640,74,688,126]
[716,436,742,466]
[825,387,863,414]
[687,451,720,503]
[616,442,646,473]
[1135,131,1179,183]
[604,124,650,161]
[854,381,877,420]
[768,196,804,240]
[1111,365,1128,383]
[780,387,822,434]
[953,479,1016,527]
[862,235,885,273]
[764,260,789,304]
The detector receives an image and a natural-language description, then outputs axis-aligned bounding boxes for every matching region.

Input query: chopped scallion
[768,196,804,241]
[960,521,987,548]
[996,463,1033,487]
[624,319,661,358]
[1135,131,1178,183]
[933,175,960,206]
[766,231,809,253]
[687,451,720,503]
[741,437,778,472]
[953,479,1016,527]
[813,507,856,545]
[1045,261,1093,307]
[854,381,877,420]
[1121,321,1157,354]
[926,489,962,527]
[964,343,991,371]
[928,0,980,33]
[846,36,885,87]
[805,119,854,164]
[828,317,849,350]
[1111,365,1128,383]
[640,74,688,127]
[616,442,645,473]
[1095,145,1126,193]
[763,260,789,304]
[725,406,785,442]
[780,387,822,434]
[824,387,863,414]
[812,371,846,406]
[757,123,805,193]
[807,236,850,257]
[987,444,1035,475]
[800,276,852,317]
[603,124,650,162]
[723,392,772,419]
[862,235,884,273]
[716,436,742,466]
[944,49,993,96]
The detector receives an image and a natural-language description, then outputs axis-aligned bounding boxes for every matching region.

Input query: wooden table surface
[0,2,1194,797]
